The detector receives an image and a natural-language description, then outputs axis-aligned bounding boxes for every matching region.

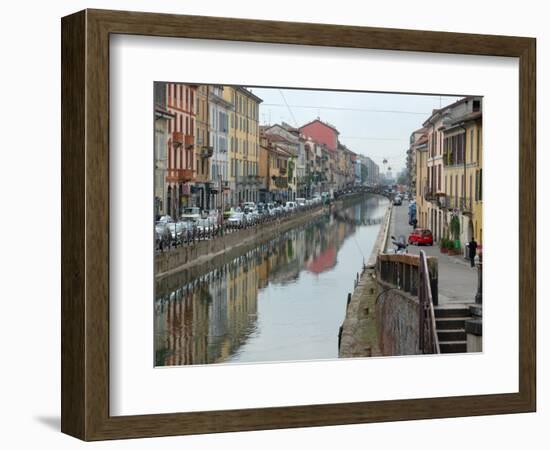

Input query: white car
[284,201,297,211]
[180,206,201,222]
[244,209,259,222]
[158,215,174,224]
[296,197,306,207]
[195,218,214,235]
[205,209,220,224]
[167,221,187,239]
[227,212,246,227]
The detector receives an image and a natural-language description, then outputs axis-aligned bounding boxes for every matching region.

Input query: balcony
[438,195,450,209]
[273,176,288,189]
[460,197,473,215]
[172,131,184,145]
[172,132,194,149]
[200,146,214,158]
[166,168,194,183]
[279,167,287,175]
[184,134,194,149]
[423,186,435,202]
[247,174,262,184]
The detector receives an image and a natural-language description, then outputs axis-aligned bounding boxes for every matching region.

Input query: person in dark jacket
[468,238,478,267]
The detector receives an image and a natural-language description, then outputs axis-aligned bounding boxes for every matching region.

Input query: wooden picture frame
[61,9,536,441]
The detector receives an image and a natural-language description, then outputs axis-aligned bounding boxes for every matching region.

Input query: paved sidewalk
[386,202,478,305]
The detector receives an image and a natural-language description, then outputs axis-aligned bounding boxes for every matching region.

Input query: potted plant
[445,238,456,255]
[440,237,449,254]
[450,216,461,251]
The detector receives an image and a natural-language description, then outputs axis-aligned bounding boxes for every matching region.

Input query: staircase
[434,305,471,353]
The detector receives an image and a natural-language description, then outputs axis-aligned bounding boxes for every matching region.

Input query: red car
[408,228,434,246]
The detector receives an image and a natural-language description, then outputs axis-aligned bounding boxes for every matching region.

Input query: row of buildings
[154,83,380,218]
[410,96,483,246]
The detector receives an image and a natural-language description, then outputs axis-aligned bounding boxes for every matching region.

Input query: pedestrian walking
[468,237,478,268]
[412,218,418,229]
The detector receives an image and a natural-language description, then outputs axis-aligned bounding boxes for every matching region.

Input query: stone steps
[437,328,466,342]
[439,340,467,353]
[434,306,472,354]
[435,316,470,330]
[434,306,470,318]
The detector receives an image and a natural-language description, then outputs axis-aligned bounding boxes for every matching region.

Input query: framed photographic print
[61,9,536,441]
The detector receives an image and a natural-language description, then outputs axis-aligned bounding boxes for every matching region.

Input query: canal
[155,194,389,366]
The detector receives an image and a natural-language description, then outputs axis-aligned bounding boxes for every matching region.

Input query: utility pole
[206,84,210,211]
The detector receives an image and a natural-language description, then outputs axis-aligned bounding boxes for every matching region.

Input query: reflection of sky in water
[228,200,386,363]
[155,195,389,366]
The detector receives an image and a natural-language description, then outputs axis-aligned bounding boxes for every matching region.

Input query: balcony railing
[439,196,474,213]
[200,146,213,158]
[184,134,194,149]
[271,176,288,188]
[172,132,194,149]
[438,195,450,209]
[460,197,473,214]
[172,131,184,145]
[166,168,194,182]
[423,185,435,201]
[252,175,262,184]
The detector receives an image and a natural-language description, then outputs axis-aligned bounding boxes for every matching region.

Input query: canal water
[155,194,389,366]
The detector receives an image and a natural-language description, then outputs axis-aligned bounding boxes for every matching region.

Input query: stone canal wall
[156,204,329,279]
[375,280,420,356]
[339,204,392,357]
[339,203,431,358]
[156,192,373,279]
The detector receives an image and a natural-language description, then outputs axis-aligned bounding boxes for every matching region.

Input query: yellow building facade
[442,105,483,246]
[193,85,211,209]
[414,96,483,250]
[223,87,262,206]
[414,135,429,228]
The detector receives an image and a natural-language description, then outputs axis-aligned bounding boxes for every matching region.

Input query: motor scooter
[391,235,408,254]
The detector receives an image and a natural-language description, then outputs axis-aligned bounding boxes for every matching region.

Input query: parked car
[223,206,241,219]
[227,212,246,227]
[167,221,187,240]
[244,209,259,222]
[393,196,402,206]
[180,206,201,221]
[242,202,256,210]
[265,203,278,216]
[158,215,174,224]
[284,201,297,211]
[295,197,306,207]
[408,228,434,246]
[155,221,172,249]
[195,218,214,235]
[205,209,220,224]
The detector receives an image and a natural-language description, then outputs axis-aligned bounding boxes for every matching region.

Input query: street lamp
[475,252,482,304]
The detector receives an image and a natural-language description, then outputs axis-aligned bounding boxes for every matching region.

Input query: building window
[479,169,482,201]
[470,129,474,163]
[476,128,481,163]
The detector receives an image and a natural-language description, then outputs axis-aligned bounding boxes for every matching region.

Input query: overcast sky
[248,87,464,174]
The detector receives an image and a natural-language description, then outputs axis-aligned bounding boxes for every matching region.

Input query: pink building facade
[166,83,197,217]
[299,119,339,152]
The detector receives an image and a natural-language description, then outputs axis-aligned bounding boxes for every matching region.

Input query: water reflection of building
[155,261,259,366]
[155,197,386,366]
